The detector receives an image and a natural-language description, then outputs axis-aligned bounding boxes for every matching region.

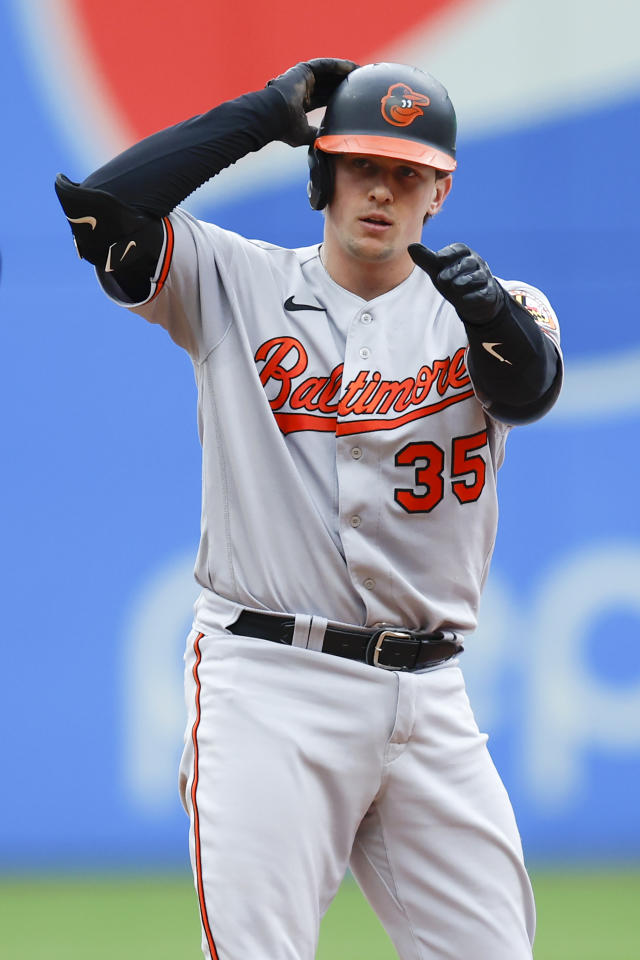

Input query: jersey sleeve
[501,279,562,355]
[96,207,263,363]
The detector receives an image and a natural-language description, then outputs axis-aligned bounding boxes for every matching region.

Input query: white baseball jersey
[100,207,561,638]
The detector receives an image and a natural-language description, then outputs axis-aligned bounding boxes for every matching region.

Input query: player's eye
[398,165,417,179]
[352,157,372,170]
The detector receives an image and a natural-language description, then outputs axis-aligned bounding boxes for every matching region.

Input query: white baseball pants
[179,628,535,960]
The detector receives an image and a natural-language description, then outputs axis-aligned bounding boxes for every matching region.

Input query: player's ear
[427,172,453,220]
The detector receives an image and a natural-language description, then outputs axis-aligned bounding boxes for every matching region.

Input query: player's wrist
[251,85,299,143]
[456,281,506,327]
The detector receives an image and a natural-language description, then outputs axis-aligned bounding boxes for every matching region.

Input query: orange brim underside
[315,134,456,171]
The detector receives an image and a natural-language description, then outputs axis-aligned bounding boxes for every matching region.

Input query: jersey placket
[336,305,388,624]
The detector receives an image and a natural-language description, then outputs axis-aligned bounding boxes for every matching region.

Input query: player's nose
[368,178,393,203]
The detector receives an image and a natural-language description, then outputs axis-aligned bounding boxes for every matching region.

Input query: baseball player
[55,59,562,960]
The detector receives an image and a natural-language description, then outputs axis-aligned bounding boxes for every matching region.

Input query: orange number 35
[394,430,487,513]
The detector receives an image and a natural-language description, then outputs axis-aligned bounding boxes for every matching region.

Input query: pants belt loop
[307,616,328,652]
[292,614,312,648]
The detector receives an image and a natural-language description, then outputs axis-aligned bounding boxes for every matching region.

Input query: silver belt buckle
[372,628,413,669]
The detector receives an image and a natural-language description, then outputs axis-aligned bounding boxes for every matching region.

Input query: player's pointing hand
[408,242,506,325]
[267,58,359,147]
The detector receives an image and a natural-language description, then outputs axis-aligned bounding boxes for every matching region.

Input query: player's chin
[347,235,396,262]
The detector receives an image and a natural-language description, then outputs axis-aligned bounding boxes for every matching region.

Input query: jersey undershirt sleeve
[85,86,291,300]
[464,281,562,424]
[84,86,290,214]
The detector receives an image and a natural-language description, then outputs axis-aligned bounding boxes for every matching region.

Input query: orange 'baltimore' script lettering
[255,337,474,435]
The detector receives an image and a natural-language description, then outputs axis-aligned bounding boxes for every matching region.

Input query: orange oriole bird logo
[380,83,430,127]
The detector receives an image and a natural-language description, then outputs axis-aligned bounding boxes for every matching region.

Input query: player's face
[324,154,452,272]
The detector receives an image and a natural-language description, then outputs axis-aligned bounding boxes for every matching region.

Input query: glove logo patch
[381,83,430,127]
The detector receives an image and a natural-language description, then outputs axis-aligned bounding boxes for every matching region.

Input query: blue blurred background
[1,0,639,871]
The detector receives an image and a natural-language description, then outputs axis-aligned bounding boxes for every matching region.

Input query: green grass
[1,869,639,958]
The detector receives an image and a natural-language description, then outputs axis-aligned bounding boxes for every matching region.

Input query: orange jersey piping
[190,632,220,960]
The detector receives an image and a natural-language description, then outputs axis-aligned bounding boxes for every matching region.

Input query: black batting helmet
[308,62,457,210]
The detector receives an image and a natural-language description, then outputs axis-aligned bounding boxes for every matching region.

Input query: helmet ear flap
[307,147,334,211]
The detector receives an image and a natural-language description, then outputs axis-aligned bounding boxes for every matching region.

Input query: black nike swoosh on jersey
[284,296,326,312]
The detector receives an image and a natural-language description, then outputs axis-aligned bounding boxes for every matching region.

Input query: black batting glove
[408,242,506,326]
[267,58,358,147]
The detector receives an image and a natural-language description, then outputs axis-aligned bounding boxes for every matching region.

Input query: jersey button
[361,312,373,324]
[351,447,362,460]
[359,347,371,359]
[363,578,376,590]
[350,515,361,528]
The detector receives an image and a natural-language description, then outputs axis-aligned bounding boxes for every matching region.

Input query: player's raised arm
[409,242,562,423]
[54,58,357,299]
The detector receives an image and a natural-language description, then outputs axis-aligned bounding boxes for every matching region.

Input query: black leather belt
[228,610,462,671]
